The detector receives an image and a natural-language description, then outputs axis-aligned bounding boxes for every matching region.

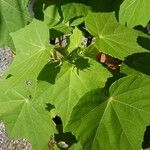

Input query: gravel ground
[0,47,13,78]
[0,47,32,149]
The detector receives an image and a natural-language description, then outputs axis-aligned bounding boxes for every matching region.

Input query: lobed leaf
[0,0,31,47]
[0,79,55,150]
[41,58,112,127]
[67,75,150,150]
[119,0,150,27]
[85,12,150,60]
[4,19,52,86]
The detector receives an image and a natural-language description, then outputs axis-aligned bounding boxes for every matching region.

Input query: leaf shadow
[61,0,123,12]
[31,0,123,21]
[63,88,109,149]
[123,52,150,76]
[45,103,55,112]
[134,25,149,35]
[50,28,66,39]
[52,116,77,149]
[73,57,91,75]
[32,0,63,21]
[38,62,61,84]
[142,126,150,149]
[137,36,150,51]
[105,72,125,91]
[114,0,124,21]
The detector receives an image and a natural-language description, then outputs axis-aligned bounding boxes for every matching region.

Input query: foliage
[0,0,150,149]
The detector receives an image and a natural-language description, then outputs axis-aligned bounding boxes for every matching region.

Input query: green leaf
[67,27,83,53]
[144,148,150,150]
[4,19,52,85]
[50,23,72,39]
[44,4,61,28]
[121,53,150,76]
[70,17,85,26]
[45,58,112,126]
[84,44,99,60]
[0,79,55,150]
[85,12,150,60]
[119,0,150,27]
[44,4,72,38]
[67,75,150,150]
[60,0,119,22]
[70,142,82,150]
[0,0,31,47]
[61,2,89,22]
